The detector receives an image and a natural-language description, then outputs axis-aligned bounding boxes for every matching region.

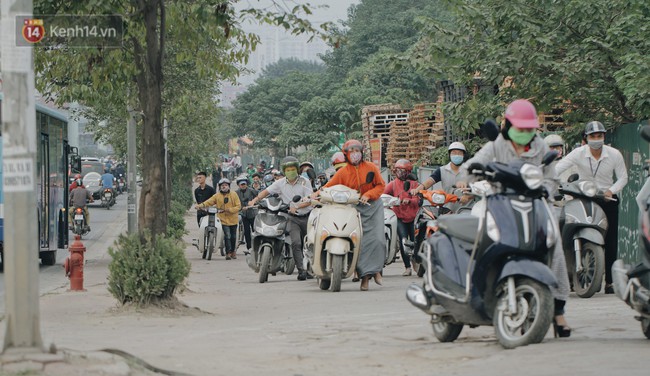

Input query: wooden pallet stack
[538,107,566,132]
[385,121,411,167]
[406,94,445,165]
[361,104,409,167]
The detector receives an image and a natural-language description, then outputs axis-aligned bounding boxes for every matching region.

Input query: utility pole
[127,106,137,234]
[1,0,45,352]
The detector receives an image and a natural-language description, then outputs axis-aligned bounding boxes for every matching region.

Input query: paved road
[0,193,128,314]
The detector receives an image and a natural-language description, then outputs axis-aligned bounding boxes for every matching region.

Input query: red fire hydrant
[64,235,86,291]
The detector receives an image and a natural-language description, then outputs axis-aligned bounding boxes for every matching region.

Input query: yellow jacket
[198,191,241,226]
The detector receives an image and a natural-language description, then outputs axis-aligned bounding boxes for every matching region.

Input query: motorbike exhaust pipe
[406,283,430,313]
[611,259,630,301]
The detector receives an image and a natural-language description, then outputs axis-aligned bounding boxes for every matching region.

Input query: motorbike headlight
[432,193,446,205]
[520,164,543,190]
[331,190,351,204]
[486,212,500,242]
[262,226,281,237]
[578,181,597,197]
[207,207,218,214]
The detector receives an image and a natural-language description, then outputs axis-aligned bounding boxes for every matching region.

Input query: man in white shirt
[555,121,628,294]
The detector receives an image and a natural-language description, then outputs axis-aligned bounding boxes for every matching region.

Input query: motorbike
[406,152,559,349]
[117,174,126,194]
[304,176,370,292]
[611,125,650,339]
[101,188,116,209]
[557,175,609,298]
[194,207,225,260]
[410,187,459,277]
[246,195,299,283]
[71,206,90,237]
[380,194,400,266]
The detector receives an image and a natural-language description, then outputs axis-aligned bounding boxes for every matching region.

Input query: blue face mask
[450,155,464,166]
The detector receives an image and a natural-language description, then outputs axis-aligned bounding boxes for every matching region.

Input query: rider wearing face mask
[555,121,628,294]
[248,156,314,280]
[457,99,573,337]
[410,142,467,195]
[315,140,386,291]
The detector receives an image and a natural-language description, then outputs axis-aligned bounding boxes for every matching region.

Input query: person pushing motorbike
[555,121,628,294]
[195,178,242,260]
[248,156,314,281]
[457,99,572,337]
[384,159,419,276]
[314,140,386,291]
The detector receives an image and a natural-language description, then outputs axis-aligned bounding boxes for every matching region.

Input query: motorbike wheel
[41,251,57,266]
[258,245,271,283]
[331,254,344,292]
[384,234,390,265]
[573,241,605,298]
[493,277,553,349]
[642,318,650,339]
[432,321,463,343]
[207,232,215,261]
[318,278,331,291]
[284,257,295,275]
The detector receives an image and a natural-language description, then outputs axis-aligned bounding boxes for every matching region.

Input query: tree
[34,0,331,236]
[410,0,650,134]
[261,57,325,79]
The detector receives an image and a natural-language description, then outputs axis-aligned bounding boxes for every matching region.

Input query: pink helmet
[504,99,539,129]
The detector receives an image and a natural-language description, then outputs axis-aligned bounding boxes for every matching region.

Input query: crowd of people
[194,99,631,339]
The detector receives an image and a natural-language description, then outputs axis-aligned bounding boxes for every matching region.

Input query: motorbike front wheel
[331,254,344,292]
[258,245,272,283]
[284,257,295,275]
[642,317,650,339]
[207,232,215,261]
[432,321,463,343]
[573,241,605,298]
[493,277,553,349]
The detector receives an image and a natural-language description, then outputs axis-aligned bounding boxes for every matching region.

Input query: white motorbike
[194,207,225,260]
[304,184,363,292]
[381,193,400,266]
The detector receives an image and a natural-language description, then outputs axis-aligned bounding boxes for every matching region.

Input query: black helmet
[584,121,606,136]
[280,156,300,173]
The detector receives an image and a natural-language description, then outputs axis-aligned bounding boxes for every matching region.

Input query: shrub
[108,231,190,306]
[171,180,194,209]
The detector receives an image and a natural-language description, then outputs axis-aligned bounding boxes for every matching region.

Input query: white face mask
[349,151,362,165]
[588,139,604,150]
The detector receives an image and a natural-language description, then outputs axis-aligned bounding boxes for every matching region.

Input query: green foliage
[410,0,650,135]
[108,231,190,306]
[261,57,325,79]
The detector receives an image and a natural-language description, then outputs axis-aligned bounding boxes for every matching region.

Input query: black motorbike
[612,125,650,339]
[406,153,559,349]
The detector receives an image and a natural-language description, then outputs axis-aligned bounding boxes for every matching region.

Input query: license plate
[74,214,84,220]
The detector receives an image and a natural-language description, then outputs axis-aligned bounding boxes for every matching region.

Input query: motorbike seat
[437,214,479,243]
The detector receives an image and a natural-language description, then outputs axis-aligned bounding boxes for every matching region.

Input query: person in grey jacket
[457,99,572,337]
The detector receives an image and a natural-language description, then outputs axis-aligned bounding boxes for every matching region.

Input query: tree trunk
[133,0,167,236]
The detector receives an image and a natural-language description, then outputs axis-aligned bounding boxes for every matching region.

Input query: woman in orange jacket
[318,140,386,291]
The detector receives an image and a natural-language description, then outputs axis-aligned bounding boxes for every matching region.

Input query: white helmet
[448,142,466,153]
[544,134,564,147]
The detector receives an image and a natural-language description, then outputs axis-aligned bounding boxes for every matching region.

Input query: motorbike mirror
[567,173,579,183]
[641,125,650,143]
[542,150,559,166]
[467,162,485,174]
[292,195,301,203]
[403,180,410,191]
[306,169,316,180]
[481,119,500,141]
[224,197,229,204]
[366,172,375,184]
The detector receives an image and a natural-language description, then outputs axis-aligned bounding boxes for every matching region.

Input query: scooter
[305,182,368,292]
[194,207,225,260]
[406,152,559,349]
[558,175,609,298]
[611,125,650,339]
[246,195,299,283]
[381,193,400,266]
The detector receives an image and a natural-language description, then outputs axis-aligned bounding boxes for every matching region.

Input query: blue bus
[0,93,72,268]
